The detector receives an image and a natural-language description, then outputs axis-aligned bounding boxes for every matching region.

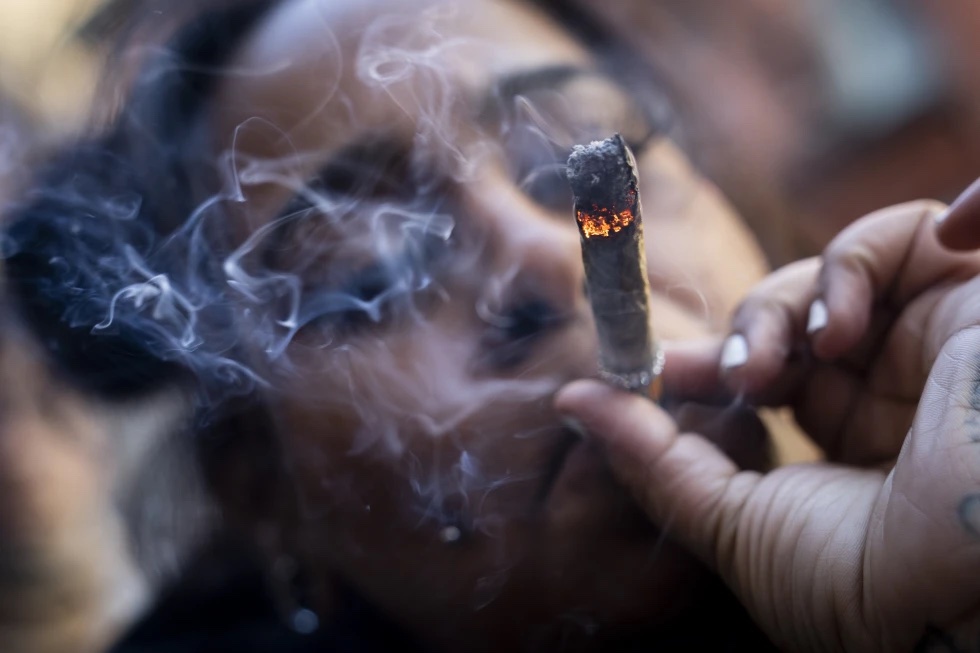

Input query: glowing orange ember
[576,206,635,238]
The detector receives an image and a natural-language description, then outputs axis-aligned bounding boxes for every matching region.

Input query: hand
[720,200,980,465]
[557,200,980,651]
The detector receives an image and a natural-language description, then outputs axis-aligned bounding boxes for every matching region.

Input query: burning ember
[576,191,638,239]
[566,135,663,400]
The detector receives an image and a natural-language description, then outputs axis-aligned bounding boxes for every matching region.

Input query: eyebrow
[264,135,414,258]
[277,63,653,228]
[301,64,633,195]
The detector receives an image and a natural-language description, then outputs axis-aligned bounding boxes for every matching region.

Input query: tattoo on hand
[957,494,980,537]
[958,495,980,539]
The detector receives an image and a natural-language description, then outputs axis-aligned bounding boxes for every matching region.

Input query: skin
[558,197,980,651]
[0,314,159,653]
[192,0,768,649]
[13,2,980,650]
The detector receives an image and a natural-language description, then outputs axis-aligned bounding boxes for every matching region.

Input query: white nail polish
[720,334,749,370]
[807,299,828,335]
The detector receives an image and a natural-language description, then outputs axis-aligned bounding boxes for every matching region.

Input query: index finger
[813,200,980,360]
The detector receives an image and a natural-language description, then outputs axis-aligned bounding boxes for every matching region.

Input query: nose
[461,170,585,315]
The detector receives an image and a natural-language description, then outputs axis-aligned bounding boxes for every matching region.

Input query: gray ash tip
[566,134,634,199]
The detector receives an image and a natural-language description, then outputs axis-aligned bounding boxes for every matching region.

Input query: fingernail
[807,298,828,335]
[934,207,950,225]
[562,417,590,440]
[720,334,749,370]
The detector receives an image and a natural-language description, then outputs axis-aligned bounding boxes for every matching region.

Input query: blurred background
[2,0,980,265]
[572,0,980,263]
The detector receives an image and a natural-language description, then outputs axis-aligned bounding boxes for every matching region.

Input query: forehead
[209,0,591,226]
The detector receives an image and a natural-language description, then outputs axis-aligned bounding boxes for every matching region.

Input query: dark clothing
[109,540,776,653]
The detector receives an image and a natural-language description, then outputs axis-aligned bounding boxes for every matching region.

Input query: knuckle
[728,259,820,345]
[822,238,880,291]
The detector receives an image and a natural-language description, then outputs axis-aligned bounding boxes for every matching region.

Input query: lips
[531,391,772,539]
[536,427,657,536]
[548,439,609,496]
[533,428,580,504]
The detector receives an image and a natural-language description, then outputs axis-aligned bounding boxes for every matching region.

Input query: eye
[492,73,662,215]
[480,299,564,369]
[266,139,456,337]
[344,262,393,301]
[330,261,399,329]
[519,161,574,214]
[500,119,571,215]
[312,135,419,201]
[516,134,653,215]
[298,258,417,333]
[292,224,452,335]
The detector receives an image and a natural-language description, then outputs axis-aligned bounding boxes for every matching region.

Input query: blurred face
[205,0,768,649]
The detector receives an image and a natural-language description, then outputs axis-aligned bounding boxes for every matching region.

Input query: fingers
[554,380,759,570]
[722,200,980,399]
[659,338,725,401]
[936,178,980,251]
[811,199,970,360]
[672,400,771,473]
[721,258,819,395]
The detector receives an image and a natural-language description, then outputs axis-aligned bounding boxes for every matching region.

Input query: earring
[288,606,320,636]
[438,524,463,543]
[436,506,472,545]
[271,554,321,635]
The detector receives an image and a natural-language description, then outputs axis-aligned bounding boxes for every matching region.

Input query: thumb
[555,380,759,572]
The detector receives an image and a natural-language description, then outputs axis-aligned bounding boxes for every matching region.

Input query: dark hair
[2,0,669,404]
[2,0,276,400]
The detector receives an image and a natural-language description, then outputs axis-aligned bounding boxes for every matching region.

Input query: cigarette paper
[567,134,663,400]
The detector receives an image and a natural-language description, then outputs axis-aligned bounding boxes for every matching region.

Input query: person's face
[206,0,768,648]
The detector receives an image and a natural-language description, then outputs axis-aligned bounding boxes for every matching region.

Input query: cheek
[639,144,768,328]
[263,320,562,502]
[649,293,712,339]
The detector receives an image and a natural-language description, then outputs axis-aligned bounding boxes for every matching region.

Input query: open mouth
[535,426,622,514]
[534,424,662,538]
[534,427,582,506]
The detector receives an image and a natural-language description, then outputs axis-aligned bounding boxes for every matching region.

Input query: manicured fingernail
[720,334,749,370]
[807,299,828,335]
